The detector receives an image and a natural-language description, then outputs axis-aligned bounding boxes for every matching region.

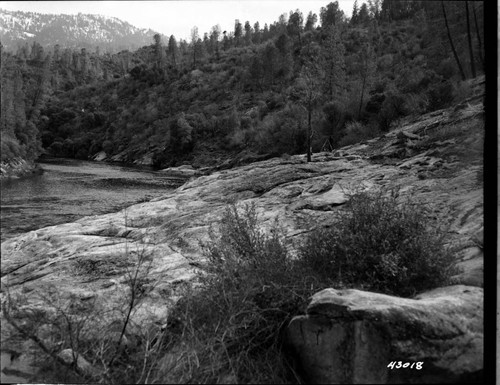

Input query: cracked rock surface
[287,285,483,384]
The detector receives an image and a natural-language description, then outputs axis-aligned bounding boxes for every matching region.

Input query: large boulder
[286,285,483,384]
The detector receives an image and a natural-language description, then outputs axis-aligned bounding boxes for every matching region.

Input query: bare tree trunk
[442,1,466,81]
[307,99,312,162]
[358,70,367,119]
[472,3,484,69]
[465,2,476,78]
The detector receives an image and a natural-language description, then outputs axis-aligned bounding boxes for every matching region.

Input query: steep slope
[0,8,158,51]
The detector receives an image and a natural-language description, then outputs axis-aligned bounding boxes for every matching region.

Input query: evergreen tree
[358,3,371,25]
[252,22,261,44]
[320,1,345,27]
[305,11,318,31]
[168,35,178,67]
[321,26,346,101]
[244,21,252,45]
[287,10,304,47]
[210,26,221,59]
[234,20,243,46]
[190,26,199,68]
[351,0,360,24]
[356,43,376,118]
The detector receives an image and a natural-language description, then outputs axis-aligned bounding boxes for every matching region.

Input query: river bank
[0,157,43,180]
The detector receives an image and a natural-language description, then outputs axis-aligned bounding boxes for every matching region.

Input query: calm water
[0,158,184,241]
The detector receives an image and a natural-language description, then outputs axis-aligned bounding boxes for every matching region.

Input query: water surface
[1,158,183,241]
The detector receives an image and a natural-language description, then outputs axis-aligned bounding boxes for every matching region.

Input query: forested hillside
[0,1,484,169]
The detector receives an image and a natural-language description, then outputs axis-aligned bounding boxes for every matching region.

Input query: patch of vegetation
[160,194,457,382]
[161,204,323,383]
[299,188,459,297]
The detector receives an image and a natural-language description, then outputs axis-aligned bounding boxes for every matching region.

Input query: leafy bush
[164,203,320,384]
[0,133,24,161]
[299,189,458,297]
[378,90,406,131]
[426,80,455,111]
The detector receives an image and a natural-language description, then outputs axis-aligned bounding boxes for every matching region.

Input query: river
[0,157,184,383]
[0,157,185,241]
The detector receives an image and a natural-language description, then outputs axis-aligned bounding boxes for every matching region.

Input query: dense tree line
[0,1,484,167]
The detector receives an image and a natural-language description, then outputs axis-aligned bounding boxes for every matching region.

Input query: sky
[1,1,356,41]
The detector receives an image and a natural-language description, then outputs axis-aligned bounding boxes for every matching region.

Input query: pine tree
[287,10,304,47]
[321,26,346,101]
[320,1,345,27]
[190,27,199,67]
[357,43,376,118]
[252,22,261,44]
[305,11,318,31]
[168,35,178,67]
[234,20,243,47]
[351,0,359,24]
[244,21,252,46]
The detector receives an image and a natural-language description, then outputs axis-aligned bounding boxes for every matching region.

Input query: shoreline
[0,158,43,180]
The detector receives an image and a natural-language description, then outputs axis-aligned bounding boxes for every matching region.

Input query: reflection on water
[0,158,183,241]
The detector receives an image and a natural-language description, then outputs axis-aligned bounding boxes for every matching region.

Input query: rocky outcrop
[0,157,42,179]
[286,286,483,384]
[159,164,204,178]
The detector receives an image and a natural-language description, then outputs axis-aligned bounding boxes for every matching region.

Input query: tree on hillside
[464,1,476,78]
[275,33,293,82]
[210,25,221,59]
[441,1,466,80]
[190,26,199,68]
[252,22,261,44]
[262,42,279,85]
[292,43,324,162]
[234,20,243,47]
[368,0,381,19]
[168,35,178,68]
[153,33,166,73]
[305,11,318,31]
[244,21,253,45]
[320,2,345,27]
[321,26,346,102]
[351,0,360,24]
[357,3,371,25]
[356,43,376,118]
[287,10,304,47]
[472,3,484,69]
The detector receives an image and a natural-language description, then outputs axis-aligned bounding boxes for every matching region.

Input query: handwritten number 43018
[387,361,423,370]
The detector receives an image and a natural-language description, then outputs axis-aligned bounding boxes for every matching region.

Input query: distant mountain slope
[0,8,159,52]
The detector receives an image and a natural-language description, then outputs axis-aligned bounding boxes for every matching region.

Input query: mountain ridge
[0,8,160,52]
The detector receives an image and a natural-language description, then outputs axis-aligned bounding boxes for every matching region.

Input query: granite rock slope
[1,85,484,378]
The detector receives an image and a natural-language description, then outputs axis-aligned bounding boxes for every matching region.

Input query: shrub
[377,90,407,131]
[164,203,321,383]
[338,121,381,147]
[299,189,458,297]
[426,80,454,111]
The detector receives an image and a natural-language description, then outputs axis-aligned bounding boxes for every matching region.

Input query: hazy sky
[1,1,356,41]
